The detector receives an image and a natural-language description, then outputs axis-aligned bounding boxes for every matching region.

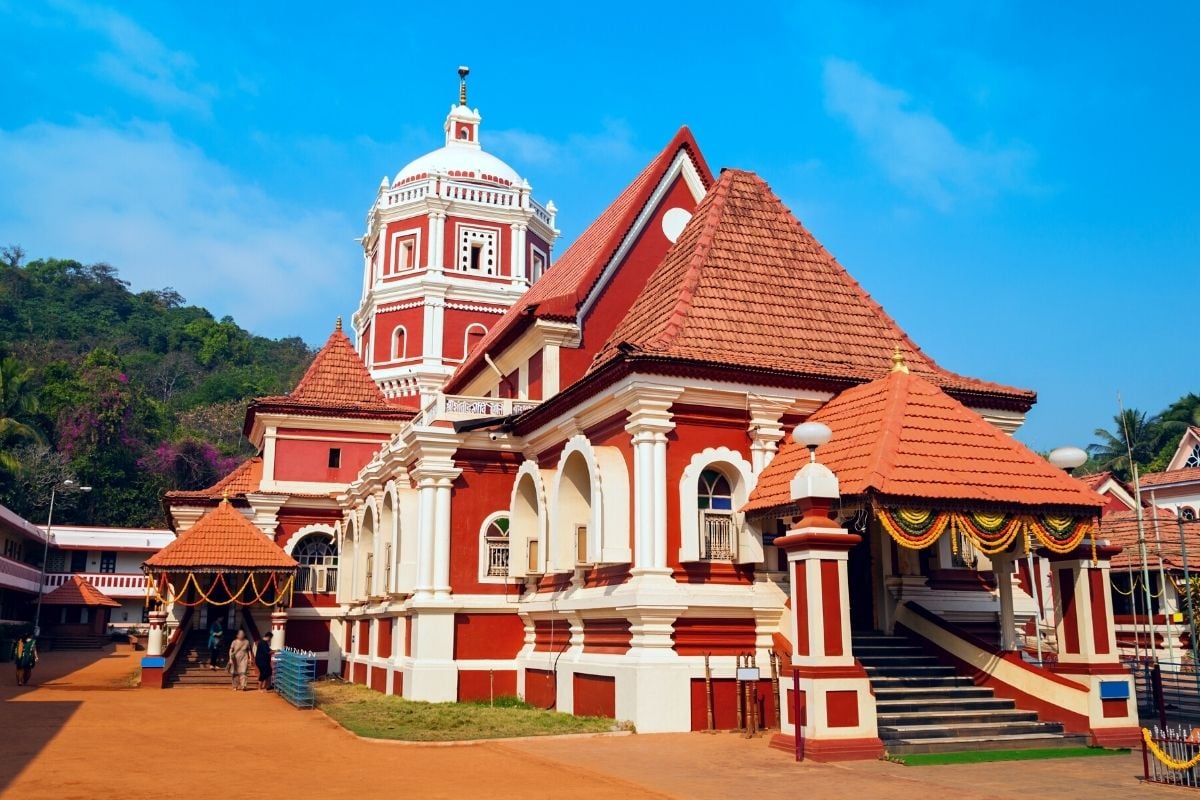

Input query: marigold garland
[876,507,1097,562]
[146,570,295,607]
[1143,728,1200,771]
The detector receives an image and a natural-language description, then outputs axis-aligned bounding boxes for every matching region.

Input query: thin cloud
[51,0,216,115]
[487,120,639,171]
[0,119,354,340]
[822,57,1032,210]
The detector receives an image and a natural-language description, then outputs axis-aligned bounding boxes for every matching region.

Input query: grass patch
[312,680,623,741]
[889,746,1129,767]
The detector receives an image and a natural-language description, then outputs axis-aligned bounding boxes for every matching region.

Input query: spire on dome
[458,65,469,105]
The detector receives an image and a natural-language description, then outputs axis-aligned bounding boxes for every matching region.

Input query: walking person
[207,617,225,670]
[227,629,251,691]
[12,633,37,686]
[254,632,274,691]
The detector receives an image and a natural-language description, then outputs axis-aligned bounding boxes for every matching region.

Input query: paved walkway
[0,648,1176,799]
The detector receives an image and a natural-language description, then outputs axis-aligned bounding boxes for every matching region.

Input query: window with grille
[698,469,736,560]
[484,516,510,578]
[294,534,338,593]
[1187,444,1200,468]
[99,551,117,573]
[458,227,498,274]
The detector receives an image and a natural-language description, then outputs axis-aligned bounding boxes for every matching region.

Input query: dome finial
[335,316,343,332]
[891,345,909,374]
[458,65,470,106]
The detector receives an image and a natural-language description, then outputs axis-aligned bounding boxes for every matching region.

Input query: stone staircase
[49,633,111,650]
[854,631,1087,755]
[166,631,259,688]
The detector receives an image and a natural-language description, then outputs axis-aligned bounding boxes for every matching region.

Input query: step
[873,681,993,700]
[875,696,1015,713]
[877,709,1039,727]
[869,676,978,690]
[856,655,940,667]
[852,645,926,658]
[863,665,957,677]
[884,733,1089,756]
[879,721,1064,741]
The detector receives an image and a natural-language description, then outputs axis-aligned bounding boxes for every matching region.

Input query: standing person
[254,632,274,691]
[207,618,225,670]
[12,633,38,686]
[227,629,251,691]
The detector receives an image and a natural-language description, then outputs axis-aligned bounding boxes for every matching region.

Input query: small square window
[328,448,342,469]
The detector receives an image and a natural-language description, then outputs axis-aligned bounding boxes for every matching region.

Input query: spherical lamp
[793,422,833,463]
[1048,446,1088,474]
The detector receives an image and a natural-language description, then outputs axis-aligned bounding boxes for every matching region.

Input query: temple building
[140,69,1143,757]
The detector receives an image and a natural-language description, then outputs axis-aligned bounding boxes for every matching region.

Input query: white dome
[394,144,522,187]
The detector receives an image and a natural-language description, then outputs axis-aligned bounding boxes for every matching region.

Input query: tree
[1089,408,1160,481]
[0,356,45,473]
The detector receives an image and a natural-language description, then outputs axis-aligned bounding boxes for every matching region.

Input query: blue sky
[0,1,1196,452]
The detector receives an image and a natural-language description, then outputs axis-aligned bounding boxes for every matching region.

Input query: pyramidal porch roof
[41,575,120,607]
[144,499,297,572]
[591,168,1035,410]
[746,367,1104,516]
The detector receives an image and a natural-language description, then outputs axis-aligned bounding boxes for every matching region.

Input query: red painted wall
[527,350,543,400]
[558,175,700,387]
[673,618,757,656]
[377,618,394,659]
[442,306,504,364]
[524,668,556,709]
[284,619,330,653]
[582,618,631,654]
[273,429,389,485]
[449,450,522,595]
[372,307,424,366]
[572,674,616,718]
[688,678,776,730]
[392,671,403,696]
[533,619,571,653]
[459,669,517,702]
[357,620,369,655]
[370,665,388,693]
[453,613,525,660]
[382,217,430,274]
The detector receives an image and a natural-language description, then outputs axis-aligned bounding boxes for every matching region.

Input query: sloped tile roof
[746,369,1102,514]
[165,456,263,501]
[1103,507,1199,569]
[592,169,1034,408]
[41,575,120,607]
[255,324,397,413]
[1079,471,1113,490]
[144,500,297,571]
[1140,466,1200,489]
[443,126,713,393]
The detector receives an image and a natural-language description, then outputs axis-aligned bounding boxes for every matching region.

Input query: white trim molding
[678,447,759,564]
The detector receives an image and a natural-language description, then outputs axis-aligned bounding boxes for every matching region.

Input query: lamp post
[33,479,92,637]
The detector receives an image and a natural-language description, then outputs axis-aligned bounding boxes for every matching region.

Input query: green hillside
[0,248,313,527]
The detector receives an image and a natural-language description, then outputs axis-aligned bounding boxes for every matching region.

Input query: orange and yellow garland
[145,571,295,608]
[876,507,1098,562]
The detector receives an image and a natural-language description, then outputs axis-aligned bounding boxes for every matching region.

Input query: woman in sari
[227,629,252,691]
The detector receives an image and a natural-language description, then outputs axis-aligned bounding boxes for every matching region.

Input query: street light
[33,479,92,637]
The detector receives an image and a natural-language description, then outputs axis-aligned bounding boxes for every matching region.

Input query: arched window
[1183,507,1197,522]
[464,324,487,359]
[392,326,407,361]
[1187,444,1200,469]
[697,469,735,560]
[294,534,338,593]
[481,514,510,579]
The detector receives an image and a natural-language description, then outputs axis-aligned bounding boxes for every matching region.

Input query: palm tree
[1089,408,1158,481]
[0,356,45,472]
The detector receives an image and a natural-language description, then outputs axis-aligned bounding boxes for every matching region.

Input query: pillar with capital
[270,609,288,651]
[1045,543,1140,747]
[770,422,883,761]
[620,387,681,577]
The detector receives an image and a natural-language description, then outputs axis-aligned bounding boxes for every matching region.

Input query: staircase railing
[161,606,194,677]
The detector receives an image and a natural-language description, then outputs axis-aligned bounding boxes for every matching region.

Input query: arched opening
[697,468,735,560]
[511,470,543,577]
[391,326,407,361]
[1182,507,1197,522]
[464,323,487,359]
[481,514,510,579]
[339,519,357,602]
[360,507,376,599]
[380,492,396,594]
[294,533,338,594]
[555,451,593,570]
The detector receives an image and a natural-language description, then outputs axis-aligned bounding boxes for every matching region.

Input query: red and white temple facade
[147,70,1143,757]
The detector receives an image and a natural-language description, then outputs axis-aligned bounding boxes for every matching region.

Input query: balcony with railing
[381,175,555,228]
[418,394,541,426]
[0,556,43,593]
[485,537,510,578]
[44,572,149,597]
[700,512,737,561]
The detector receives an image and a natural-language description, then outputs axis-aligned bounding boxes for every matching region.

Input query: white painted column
[433,477,453,599]
[415,478,436,599]
[651,431,668,569]
[147,610,167,656]
[994,554,1017,651]
[427,206,446,271]
[270,609,287,651]
[628,430,653,570]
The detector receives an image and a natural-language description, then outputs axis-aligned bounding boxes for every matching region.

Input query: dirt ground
[0,648,1176,800]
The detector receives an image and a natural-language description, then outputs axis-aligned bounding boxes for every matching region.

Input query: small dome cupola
[392,66,522,187]
[446,66,481,147]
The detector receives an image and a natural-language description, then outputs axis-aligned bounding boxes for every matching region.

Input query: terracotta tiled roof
[1103,507,1198,569]
[1140,466,1200,489]
[591,169,1034,408]
[746,369,1102,514]
[165,457,263,501]
[41,575,120,607]
[254,324,397,413]
[144,500,297,571]
[443,127,713,393]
